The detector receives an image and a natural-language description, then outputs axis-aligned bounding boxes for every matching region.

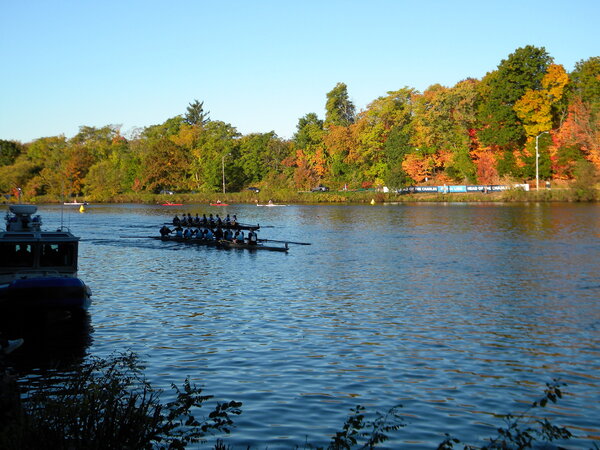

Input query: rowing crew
[173,213,237,228]
[160,225,258,245]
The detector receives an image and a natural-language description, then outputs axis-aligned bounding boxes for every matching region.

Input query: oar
[258,238,311,245]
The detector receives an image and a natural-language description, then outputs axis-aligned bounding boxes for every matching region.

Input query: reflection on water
[5,202,600,447]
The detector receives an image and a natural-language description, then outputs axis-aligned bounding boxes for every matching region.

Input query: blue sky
[1,0,598,143]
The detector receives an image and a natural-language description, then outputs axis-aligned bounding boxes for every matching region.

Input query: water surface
[11,202,600,447]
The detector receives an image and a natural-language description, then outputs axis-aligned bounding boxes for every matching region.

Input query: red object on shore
[162,203,183,206]
[210,202,229,206]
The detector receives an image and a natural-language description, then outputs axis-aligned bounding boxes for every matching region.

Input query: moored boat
[0,205,92,316]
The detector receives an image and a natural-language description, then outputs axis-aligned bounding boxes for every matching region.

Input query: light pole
[222,155,226,194]
[535,131,549,190]
[221,153,231,194]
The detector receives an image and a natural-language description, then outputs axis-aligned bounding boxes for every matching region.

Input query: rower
[247,229,258,245]
[174,226,183,238]
[173,215,181,226]
[160,225,172,237]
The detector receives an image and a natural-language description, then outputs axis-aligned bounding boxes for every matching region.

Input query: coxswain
[160,225,172,237]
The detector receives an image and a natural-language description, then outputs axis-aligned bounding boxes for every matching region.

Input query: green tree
[0,140,24,166]
[189,121,240,192]
[383,126,412,187]
[184,99,211,126]
[142,116,186,141]
[293,113,324,149]
[569,56,600,118]
[478,45,553,150]
[238,132,284,184]
[324,82,356,127]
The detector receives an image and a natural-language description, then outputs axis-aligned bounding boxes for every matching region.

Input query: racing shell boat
[0,205,92,315]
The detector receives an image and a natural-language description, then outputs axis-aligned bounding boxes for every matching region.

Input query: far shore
[5,186,599,206]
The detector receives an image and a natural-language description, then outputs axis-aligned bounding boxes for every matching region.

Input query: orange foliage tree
[401,153,431,183]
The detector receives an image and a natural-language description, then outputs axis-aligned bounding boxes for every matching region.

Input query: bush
[0,352,241,450]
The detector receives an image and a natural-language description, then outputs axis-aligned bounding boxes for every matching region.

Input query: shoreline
[5,187,598,205]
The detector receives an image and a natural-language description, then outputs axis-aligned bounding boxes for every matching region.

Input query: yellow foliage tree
[514,64,569,137]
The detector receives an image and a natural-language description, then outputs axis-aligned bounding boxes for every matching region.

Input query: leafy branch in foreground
[0,352,241,450]
[314,404,406,450]
[437,379,572,449]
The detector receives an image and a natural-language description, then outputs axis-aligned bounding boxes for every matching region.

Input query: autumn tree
[513,64,569,137]
[292,113,325,187]
[140,138,190,193]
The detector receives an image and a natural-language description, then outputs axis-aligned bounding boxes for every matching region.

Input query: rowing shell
[218,240,288,252]
[153,236,288,252]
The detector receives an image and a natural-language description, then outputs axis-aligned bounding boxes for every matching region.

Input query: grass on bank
[15,185,600,206]
[0,352,583,449]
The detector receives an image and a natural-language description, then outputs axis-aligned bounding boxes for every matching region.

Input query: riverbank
[14,186,599,205]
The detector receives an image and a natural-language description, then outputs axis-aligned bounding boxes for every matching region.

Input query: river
[8,202,600,448]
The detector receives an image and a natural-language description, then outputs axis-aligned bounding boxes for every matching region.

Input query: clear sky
[1,0,598,143]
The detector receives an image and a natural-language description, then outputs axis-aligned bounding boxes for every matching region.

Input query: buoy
[79,205,86,213]
[370,199,376,205]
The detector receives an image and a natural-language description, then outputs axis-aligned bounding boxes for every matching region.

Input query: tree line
[1,46,598,200]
